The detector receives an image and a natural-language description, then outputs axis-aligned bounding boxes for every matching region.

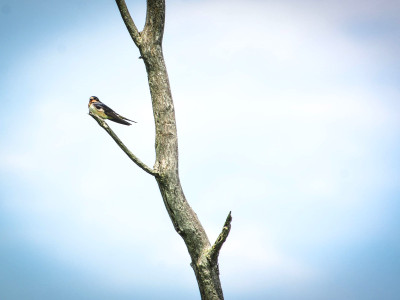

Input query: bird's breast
[89,103,108,119]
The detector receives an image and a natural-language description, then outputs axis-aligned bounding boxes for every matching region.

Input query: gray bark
[89,1,232,299]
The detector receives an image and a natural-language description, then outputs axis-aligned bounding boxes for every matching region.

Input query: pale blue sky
[1,0,400,299]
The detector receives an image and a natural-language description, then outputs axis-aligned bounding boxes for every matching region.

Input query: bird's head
[89,96,100,104]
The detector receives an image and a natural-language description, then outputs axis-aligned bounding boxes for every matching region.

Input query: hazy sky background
[1,0,399,299]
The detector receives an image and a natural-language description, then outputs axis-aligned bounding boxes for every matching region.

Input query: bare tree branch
[208,212,232,263]
[111,1,232,298]
[143,0,165,43]
[89,113,158,177]
[115,0,142,47]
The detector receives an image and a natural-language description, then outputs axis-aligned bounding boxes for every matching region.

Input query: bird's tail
[109,118,132,126]
[116,113,137,123]
[122,117,137,123]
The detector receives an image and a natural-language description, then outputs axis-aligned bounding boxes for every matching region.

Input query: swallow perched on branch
[88,96,136,126]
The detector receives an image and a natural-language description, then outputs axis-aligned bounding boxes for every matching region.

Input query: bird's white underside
[89,103,108,119]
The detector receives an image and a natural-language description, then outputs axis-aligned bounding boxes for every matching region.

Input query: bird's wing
[93,102,136,123]
[93,102,119,118]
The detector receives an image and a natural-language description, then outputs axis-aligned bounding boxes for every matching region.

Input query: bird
[88,96,136,126]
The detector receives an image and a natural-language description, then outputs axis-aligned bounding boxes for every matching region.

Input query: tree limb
[143,0,165,43]
[114,1,231,298]
[208,212,232,263]
[89,112,158,177]
[115,0,142,47]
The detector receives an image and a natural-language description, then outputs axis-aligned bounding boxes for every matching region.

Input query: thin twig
[115,0,142,47]
[208,211,232,263]
[89,113,158,177]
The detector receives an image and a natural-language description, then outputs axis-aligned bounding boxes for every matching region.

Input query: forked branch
[115,0,142,46]
[111,1,232,298]
[208,211,232,263]
[89,113,158,177]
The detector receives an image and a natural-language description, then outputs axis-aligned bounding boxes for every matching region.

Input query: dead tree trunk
[89,1,232,299]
